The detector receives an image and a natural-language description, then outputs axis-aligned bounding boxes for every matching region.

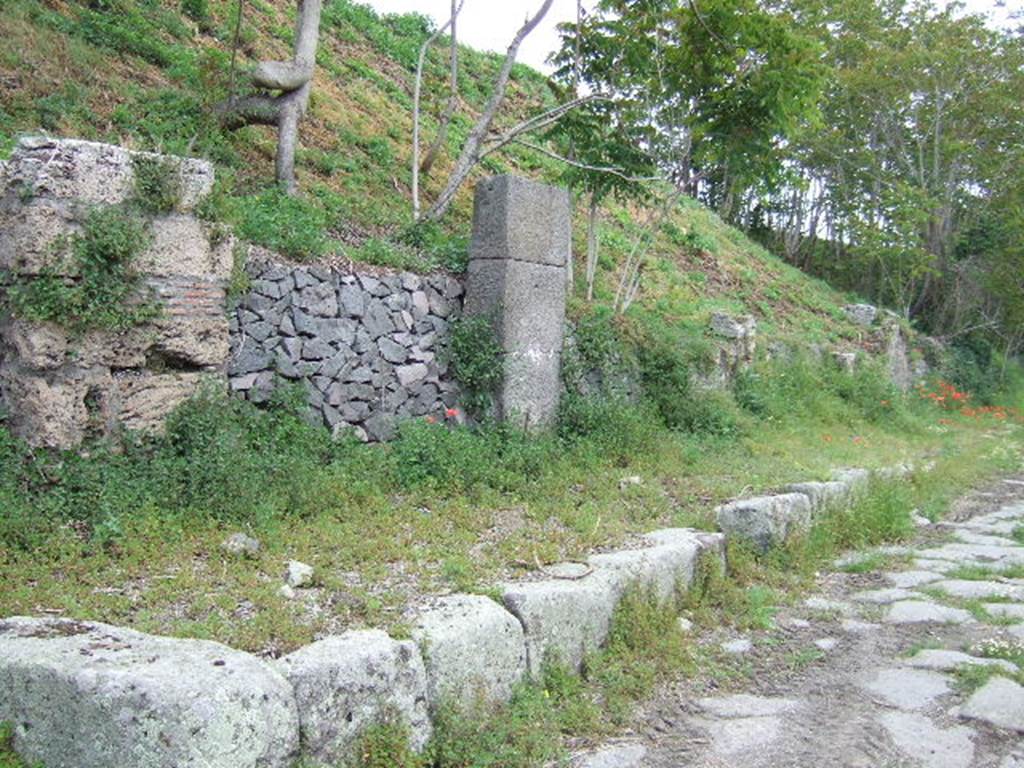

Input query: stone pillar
[464,175,570,429]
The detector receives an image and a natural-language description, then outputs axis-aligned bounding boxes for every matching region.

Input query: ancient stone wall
[0,137,232,449]
[228,251,464,441]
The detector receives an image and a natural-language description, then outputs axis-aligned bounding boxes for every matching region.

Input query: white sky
[364,0,1019,72]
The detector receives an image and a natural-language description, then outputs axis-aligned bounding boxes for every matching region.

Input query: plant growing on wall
[4,207,159,333]
[448,314,503,419]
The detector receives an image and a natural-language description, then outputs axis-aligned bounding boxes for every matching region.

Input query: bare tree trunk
[420,0,461,178]
[219,0,322,194]
[412,0,464,221]
[585,191,599,302]
[423,0,556,222]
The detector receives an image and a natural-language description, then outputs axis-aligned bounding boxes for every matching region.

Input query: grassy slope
[0,0,865,348]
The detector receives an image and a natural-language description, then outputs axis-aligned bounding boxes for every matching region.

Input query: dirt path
[577,475,1024,768]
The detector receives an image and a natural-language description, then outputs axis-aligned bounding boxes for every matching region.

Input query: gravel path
[575,475,1024,768]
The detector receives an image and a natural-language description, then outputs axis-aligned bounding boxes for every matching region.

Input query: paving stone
[815,637,839,652]
[984,603,1024,620]
[933,580,1024,601]
[960,676,1024,732]
[805,597,857,617]
[704,715,783,756]
[1011,624,1024,642]
[862,667,952,710]
[914,558,958,573]
[885,570,945,588]
[953,530,1021,547]
[905,649,1018,673]
[841,619,880,634]
[852,587,915,604]
[877,711,975,768]
[885,600,974,625]
[697,694,802,718]
[575,744,648,768]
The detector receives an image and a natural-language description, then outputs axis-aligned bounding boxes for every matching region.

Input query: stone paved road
[576,476,1024,768]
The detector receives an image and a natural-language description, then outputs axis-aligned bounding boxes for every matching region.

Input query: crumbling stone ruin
[0,138,232,449]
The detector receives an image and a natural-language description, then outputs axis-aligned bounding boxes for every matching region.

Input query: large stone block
[500,568,622,676]
[0,197,78,275]
[783,481,851,514]
[588,528,709,605]
[112,372,213,433]
[1,318,68,370]
[0,367,92,448]
[277,630,431,764]
[0,616,299,768]
[136,215,233,280]
[410,594,527,712]
[716,493,813,553]
[3,137,213,212]
[469,175,570,267]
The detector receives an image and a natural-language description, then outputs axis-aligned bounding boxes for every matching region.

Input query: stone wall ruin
[0,138,232,448]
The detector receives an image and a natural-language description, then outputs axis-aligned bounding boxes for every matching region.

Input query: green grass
[0,724,34,768]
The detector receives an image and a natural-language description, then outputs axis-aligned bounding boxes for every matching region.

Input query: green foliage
[389,420,555,494]
[0,385,351,550]
[0,722,34,768]
[5,206,159,333]
[447,315,503,418]
[354,718,420,768]
[557,396,659,467]
[131,155,180,215]
[180,0,209,23]
[235,188,333,261]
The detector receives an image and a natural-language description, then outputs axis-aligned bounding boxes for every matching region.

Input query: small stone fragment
[285,560,315,588]
[221,532,261,558]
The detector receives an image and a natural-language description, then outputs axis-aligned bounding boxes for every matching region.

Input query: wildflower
[445,408,459,419]
[425,415,437,424]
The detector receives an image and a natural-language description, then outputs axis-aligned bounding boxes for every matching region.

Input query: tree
[419,0,562,222]
[551,0,825,310]
[219,0,323,194]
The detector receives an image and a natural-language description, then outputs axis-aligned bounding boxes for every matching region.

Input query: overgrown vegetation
[447,315,503,419]
[3,206,160,333]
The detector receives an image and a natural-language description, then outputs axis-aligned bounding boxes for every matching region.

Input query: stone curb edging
[0,527,725,768]
[0,464,911,768]
[715,464,912,553]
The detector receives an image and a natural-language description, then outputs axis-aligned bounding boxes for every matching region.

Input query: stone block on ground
[588,529,723,605]
[276,630,431,764]
[500,568,622,676]
[410,594,527,712]
[784,481,850,514]
[0,616,299,768]
[715,493,812,553]
[844,303,878,326]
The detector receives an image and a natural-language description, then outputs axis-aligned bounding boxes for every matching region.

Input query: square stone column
[464,175,570,429]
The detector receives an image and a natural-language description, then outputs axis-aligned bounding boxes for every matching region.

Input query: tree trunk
[424,0,555,222]
[585,192,599,302]
[218,0,322,194]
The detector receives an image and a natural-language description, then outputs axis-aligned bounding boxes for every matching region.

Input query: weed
[1013,525,1024,545]
[354,718,421,768]
[131,155,180,215]
[951,663,1004,694]
[0,723,33,768]
[235,188,333,260]
[5,206,159,333]
[447,315,503,419]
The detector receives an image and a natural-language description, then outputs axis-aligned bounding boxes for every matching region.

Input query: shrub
[557,395,658,466]
[131,155,180,214]
[447,315,503,419]
[180,0,209,23]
